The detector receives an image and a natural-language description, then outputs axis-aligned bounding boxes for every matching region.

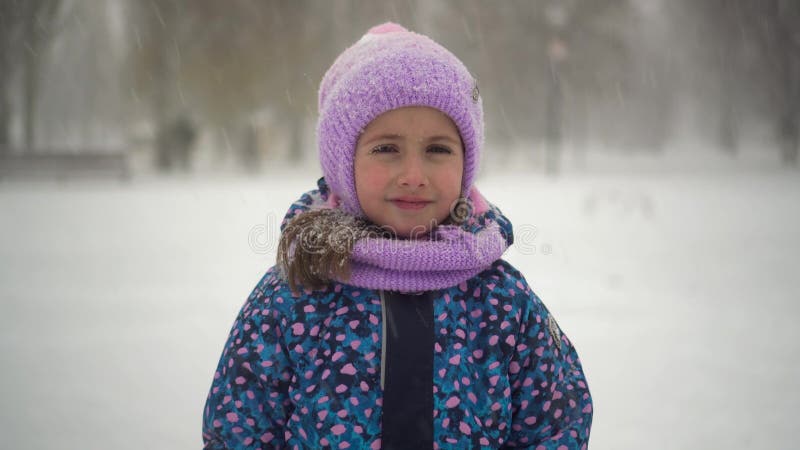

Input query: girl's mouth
[390,199,431,210]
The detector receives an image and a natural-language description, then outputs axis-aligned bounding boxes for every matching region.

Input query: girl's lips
[390,199,431,210]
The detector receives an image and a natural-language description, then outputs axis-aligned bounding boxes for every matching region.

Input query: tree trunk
[719,99,738,155]
[779,111,798,166]
[19,0,61,154]
[0,69,9,156]
[287,113,305,163]
[150,2,178,172]
[719,50,739,156]
[545,62,563,175]
[23,20,40,153]
[153,37,171,171]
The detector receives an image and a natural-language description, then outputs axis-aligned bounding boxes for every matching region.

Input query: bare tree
[748,0,800,165]
[0,2,14,154]
[516,0,637,174]
[125,0,334,169]
[0,0,62,154]
[683,0,800,165]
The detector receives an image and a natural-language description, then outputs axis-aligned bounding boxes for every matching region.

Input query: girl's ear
[326,193,341,208]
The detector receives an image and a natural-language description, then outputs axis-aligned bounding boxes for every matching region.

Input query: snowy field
[1,162,798,449]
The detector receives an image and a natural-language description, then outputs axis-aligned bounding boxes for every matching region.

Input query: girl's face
[354,106,464,238]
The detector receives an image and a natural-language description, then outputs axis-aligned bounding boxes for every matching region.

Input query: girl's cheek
[444,164,464,190]
[365,163,394,185]
[356,159,385,184]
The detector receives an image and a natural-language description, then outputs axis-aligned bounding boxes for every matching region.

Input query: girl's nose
[397,154,428,188]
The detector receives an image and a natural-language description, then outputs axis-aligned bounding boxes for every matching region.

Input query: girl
[203,22,592,449]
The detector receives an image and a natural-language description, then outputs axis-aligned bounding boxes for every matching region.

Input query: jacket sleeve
[202,289,294,449]
[502,287,593,449]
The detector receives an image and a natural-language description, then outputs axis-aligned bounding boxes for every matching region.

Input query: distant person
[156,115,196,172]
[239,122,261,173]
[202,23,592,449]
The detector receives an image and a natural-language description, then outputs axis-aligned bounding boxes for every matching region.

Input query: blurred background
[0,1,798,449]
[1,0,798,173]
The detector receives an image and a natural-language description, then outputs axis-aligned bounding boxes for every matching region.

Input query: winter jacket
[202,260,592,449]
[202,179,592,449]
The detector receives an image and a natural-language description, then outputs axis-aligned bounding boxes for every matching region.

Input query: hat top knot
[368,22,407,34]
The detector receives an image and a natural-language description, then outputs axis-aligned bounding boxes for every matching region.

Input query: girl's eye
[370,144,397,154]
[428,145,452,154]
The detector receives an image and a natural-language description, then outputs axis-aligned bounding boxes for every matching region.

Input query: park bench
[0,151,131,182]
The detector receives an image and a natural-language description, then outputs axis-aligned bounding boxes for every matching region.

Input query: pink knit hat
[316,22,484,217]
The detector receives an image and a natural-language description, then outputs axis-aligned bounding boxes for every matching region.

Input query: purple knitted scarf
[279,178,514,292]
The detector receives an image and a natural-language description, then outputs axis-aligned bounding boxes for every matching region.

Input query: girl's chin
[380,221,437,239]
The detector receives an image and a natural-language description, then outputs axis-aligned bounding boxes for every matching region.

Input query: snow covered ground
[1,162,798,449]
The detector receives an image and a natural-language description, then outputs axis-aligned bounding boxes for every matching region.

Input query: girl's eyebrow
[427,135,460,145]
[361,133,403,146]
[360,133,460,146]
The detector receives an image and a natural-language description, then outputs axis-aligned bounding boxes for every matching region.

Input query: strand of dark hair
[277,209,388,293]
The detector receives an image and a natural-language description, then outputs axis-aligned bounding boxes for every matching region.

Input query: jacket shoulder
[469,259,546,313]
[237,265,300,318]
[472,259,534,294]
[243,265,357,319]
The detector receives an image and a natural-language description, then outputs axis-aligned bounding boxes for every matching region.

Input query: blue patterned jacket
[203,180,592,449]
[202,259,592,449]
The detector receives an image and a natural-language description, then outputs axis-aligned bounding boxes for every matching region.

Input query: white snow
[1,161,798,449]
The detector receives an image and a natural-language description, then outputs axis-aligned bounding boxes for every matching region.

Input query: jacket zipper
[380,290,387,391]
